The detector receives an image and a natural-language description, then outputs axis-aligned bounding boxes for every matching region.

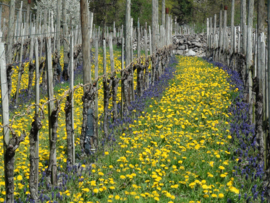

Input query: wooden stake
[121,37,124,119]
[80,0,92,91]
[166,12,169,46]
[103,39,109,138]
[162,0,165,26]
[267,0,270,170]
[131,17,134,61]
[144,28,149,89]
[218,9,222,51]
[69,34,75,165]
[207,18,209,47]
[231,0,235,54]
[149,26,152,55]
[241,0,247,54]
[29,37,40,201]
[246,0,254,75]
[233,26,236,53]
[238,26,241,53]
[152,0,156,55]
[214,14,216,36]
[144,28,148,57]
[26,0,30,38]
[261,35,266,123]
[7,0,15,64]
[103,39,106,77]
[90,12,94,39]
[125,0,131,68]
[56,0,61,53]
[137,19,141,59]
[46,37,57,185]
[94,37,99,144]
[130,17,135,101]
[0,41,11,203]
[223,9,227,51]
[109,33,114,72]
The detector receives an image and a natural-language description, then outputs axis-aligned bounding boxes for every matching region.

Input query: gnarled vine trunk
[46,101,61,185]
[29,114,42,201]
[112,73,120,121]
[103,77,112,139]
[80,84,97,154]
[5,131,27,203]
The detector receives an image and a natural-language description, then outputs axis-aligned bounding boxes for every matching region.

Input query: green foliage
[170,0,193,24]
[87,0,260,32]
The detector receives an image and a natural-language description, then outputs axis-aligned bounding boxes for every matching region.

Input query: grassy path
[58,56,259,203]
[0,56,264,203]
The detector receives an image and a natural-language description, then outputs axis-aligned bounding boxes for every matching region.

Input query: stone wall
[172,33,207,57]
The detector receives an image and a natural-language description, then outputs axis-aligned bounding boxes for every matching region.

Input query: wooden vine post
[121,37,124,118]
[214,14,217,50]
[1,42,11,203]
[162,0,165,26]
[137,19,141,59]
[218,7,222,60]
[246,0,254,124]
[56,0,61,54]
[109,34,118,121]
[152,0,156,85]
[80,0,93,152]
[125,0,131,75]
[144,28,149,90]
[62,0,68,53]
[130,18,134,101]
[223,6,227,51]
[257,0,265,166]
[65,34,75,165]
[45,38,58,186]
[265,0,270,171]
[209,17,212,48]
[26,0,31,38]
[6,0,15,99]
[166,8,169,46]
[241,0,247,54]
[230,0,235,55]
[207,18,209,47]
[94,37,99,144]
[29,38,42,201]
[260,36,266,167]
[28,27,35,95]
[103,39,112,138]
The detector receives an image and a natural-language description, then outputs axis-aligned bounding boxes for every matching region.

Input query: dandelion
[218,193,224,198]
